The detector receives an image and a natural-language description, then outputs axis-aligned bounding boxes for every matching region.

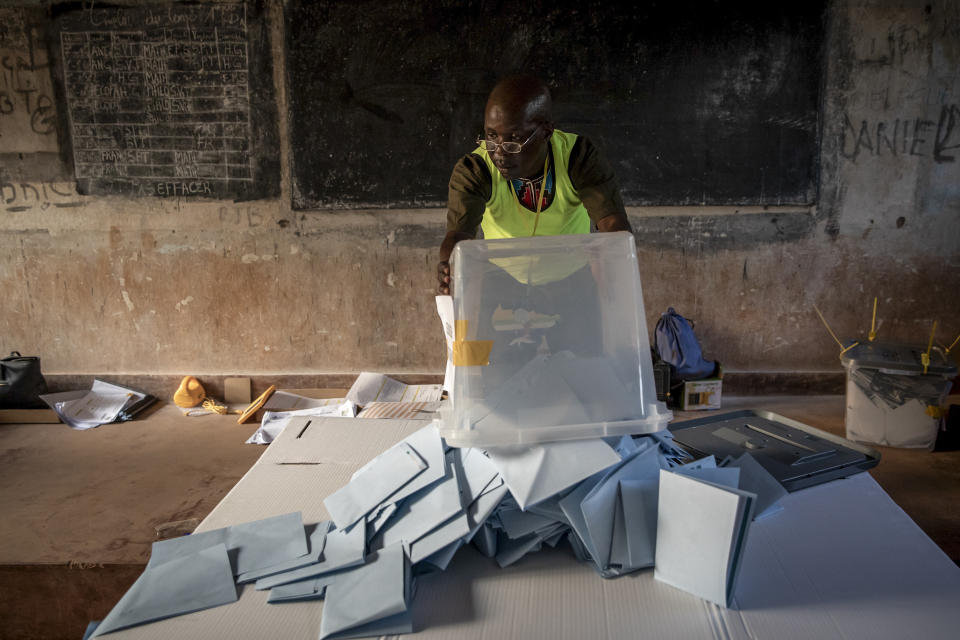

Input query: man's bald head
[485,74,553,125]
[482,74,555,180]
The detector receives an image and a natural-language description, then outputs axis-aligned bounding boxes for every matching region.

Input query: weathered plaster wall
[3,198,446,373]
[812,0,959,359]
[1,0,958,380]
[651,0,959,374]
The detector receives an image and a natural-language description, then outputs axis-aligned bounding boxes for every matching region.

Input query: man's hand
[596,211,632,233]
[437,230,474,295]
[437,260,452,295]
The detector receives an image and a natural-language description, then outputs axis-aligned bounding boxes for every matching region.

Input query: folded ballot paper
[468,352,642,436]
[653,462,757,608]
[92,512,311,637]
[92,419,791,637]
[92,542,238,636]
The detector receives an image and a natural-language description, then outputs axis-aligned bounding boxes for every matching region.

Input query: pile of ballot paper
[40,379,155,430]
[91,416,789,638]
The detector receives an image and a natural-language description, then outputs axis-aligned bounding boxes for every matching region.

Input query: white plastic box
[438,232,672,447]
[841,342,957,450]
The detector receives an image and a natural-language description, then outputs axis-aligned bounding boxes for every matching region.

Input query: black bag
[0,352,48,409]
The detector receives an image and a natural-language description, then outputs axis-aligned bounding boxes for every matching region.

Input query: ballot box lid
[840,341,957,377]
[668,409,881,492]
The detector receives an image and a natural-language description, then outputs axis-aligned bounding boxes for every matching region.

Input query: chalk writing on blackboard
[58,3,255,198]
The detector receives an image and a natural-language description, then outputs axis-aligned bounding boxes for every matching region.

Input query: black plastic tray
[668,409,881,492]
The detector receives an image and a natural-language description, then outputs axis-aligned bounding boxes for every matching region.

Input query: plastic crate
[438,232,672,447]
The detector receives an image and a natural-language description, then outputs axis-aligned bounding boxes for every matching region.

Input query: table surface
[105,417,960,640]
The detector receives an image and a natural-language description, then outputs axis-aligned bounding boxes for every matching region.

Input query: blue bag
[654,308,716,380]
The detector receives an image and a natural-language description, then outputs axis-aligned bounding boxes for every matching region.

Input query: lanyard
[511,152,551,236]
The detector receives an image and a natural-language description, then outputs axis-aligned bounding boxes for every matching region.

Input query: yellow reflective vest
[475,129,591,240]
[473,130,590,284]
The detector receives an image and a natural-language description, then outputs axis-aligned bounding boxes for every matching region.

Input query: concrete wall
[1,0,957,387]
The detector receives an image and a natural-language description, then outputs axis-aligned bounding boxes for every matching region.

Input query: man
[436,74,632,295]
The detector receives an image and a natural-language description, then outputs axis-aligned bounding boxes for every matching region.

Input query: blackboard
[285,0,824,209]
[50,1,279,200]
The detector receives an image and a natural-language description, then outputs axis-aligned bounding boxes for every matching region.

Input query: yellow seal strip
[813,305,858,358]
[926,405,946,419]
[945,332,960,355]
[921,320,937,375]
[453,320,493,366]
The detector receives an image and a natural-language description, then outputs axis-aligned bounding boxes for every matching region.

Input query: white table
[107,417,960,640]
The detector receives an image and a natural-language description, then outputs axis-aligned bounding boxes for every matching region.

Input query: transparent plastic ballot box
[841,341,957,450]
[437,232,672,448]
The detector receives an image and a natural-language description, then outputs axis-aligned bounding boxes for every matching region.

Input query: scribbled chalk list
[54,2,278,199]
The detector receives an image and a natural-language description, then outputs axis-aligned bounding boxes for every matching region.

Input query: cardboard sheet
[247,402,357,445]
[256,416,419,466]
[105,419,960,640]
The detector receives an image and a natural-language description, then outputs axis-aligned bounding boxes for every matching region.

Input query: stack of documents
[559,436,668,576]
[477,494,571,567]
[345,372,443,406]
[473,433,698,578]
[262,390,350,412]
[357,401,439,420]
[40,380,154,430]
[250,424,503,637]
[91,507,413,640]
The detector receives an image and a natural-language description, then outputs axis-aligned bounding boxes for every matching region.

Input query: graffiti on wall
[2,181,86,212]
[0,8,59,153]
[842,9,960,166]
[841,104,960,163]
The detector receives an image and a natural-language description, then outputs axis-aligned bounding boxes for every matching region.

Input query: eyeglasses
[476,126,541,154]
